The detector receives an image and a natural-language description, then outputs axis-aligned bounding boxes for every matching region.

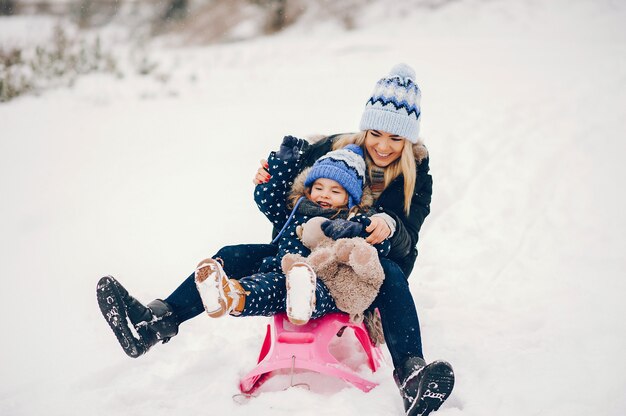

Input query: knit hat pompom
[389,63,416,83]
[359,63,421,143]
[304,145,366,209]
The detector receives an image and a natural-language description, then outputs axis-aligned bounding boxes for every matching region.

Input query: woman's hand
[253,159,271,185]
[365,216,391,245]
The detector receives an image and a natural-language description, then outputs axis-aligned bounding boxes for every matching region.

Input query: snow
[0,15,65,49]
[1,0,626,415]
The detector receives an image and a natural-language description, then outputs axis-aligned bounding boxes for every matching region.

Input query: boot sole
[195,260,229,318]
[96,276,146,358]
[286,263,316,325]
[407,361,455,416]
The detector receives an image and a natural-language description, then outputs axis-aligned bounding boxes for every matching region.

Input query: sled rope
[271,196,305,244]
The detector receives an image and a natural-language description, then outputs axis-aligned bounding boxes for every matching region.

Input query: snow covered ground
[1,0,626,415]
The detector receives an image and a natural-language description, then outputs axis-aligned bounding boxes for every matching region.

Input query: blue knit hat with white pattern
[359,63,421,143]
[304,144,366,209]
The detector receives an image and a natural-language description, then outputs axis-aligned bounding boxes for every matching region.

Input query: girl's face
[310,178,349,209]
[364,130,406,167]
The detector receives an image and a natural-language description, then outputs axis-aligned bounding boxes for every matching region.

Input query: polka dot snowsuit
[237,150,387,318]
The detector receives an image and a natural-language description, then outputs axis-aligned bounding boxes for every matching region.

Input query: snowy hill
[1,0,626,415]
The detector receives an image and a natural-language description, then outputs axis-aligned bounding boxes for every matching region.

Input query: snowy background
[1,0,626,415]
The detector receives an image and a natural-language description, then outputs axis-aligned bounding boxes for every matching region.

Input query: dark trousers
[236,271,341,318]
[164,244,424,368]
[164,244,278,322]
[371,258,424,367]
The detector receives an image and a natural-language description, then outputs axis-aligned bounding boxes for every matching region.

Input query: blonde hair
[333,131,418,215]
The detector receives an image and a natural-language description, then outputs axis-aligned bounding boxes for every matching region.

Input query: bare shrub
[154,0,305,44]
[0,24,119,102]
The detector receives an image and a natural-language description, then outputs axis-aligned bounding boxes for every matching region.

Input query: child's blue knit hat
[359,63,421,143]
[304,144,366,209]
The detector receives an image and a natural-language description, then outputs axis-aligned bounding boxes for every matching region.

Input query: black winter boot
[394,357,455,416]
[96,276,179,358]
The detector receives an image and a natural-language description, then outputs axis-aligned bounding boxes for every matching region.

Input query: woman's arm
[382,158,433,261]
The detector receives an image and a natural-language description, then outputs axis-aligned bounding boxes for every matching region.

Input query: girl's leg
[165,244,277,322]
[236,272,341,318]
[370,258,424,368]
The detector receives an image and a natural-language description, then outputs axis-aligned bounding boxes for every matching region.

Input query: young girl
[194,141,389,325]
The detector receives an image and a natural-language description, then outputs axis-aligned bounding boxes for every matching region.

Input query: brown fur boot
[195,258,248,317]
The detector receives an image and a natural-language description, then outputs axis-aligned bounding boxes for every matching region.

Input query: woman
[97,64,454,416]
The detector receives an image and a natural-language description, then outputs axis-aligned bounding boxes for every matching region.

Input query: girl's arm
[254,136,305,229]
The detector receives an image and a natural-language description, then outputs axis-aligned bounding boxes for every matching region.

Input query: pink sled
[239,312,384,394]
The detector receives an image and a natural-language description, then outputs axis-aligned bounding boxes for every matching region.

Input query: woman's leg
[372,259,454,416]
[236,272,341,318]
[216,244,279,278]
[370,258,424,368]
[165,244,277,322]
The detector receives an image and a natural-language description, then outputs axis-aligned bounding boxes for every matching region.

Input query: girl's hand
[365,216,391,245]
[253,159,271,185]
[276,135,305,161]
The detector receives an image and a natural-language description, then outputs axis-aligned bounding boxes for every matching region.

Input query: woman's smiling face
[364,130,405,167]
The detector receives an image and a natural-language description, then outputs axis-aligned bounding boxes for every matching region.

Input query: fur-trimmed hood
[288,166,375,212]
[412,139,429,165]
